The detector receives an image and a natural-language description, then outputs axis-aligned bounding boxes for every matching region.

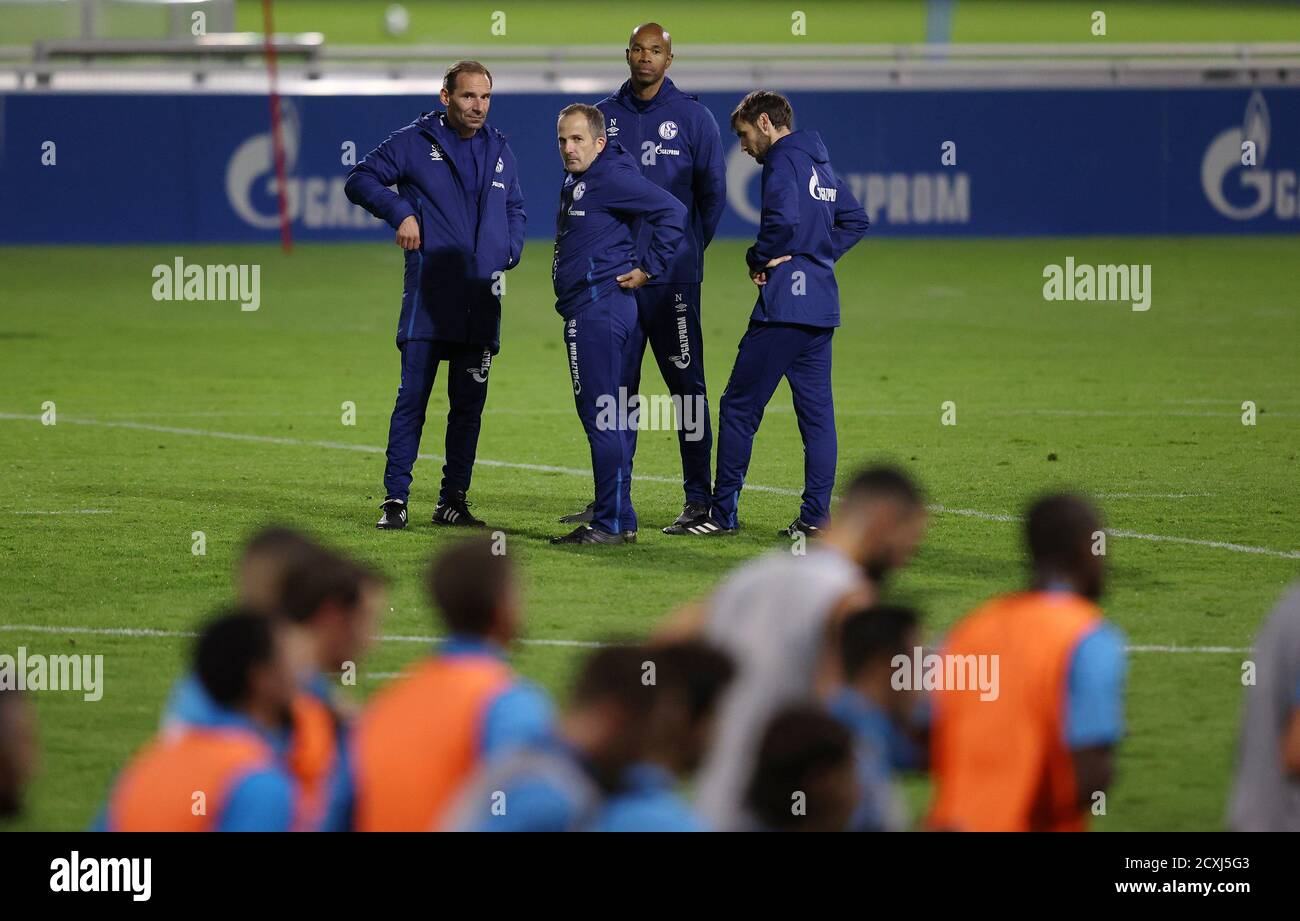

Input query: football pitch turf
[1,235,1297,831]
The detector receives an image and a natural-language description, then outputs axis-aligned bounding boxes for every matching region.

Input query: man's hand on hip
[396,215,421,251]
[750,254,791,287]
[616,267,651,290]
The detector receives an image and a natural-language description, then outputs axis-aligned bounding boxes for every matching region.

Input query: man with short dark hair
[338,536,551,831]
[550,102,687,544]
[98,611,299,831]
[346,59,526,531]
[558,22,726,533]
[670,89,869,538]
[928,493,1127,832]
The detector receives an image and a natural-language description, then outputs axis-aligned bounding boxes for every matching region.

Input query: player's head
[237,525,325,616]
[730,90,793,164]
[562,645,659,790]
[626,22,673,89]
[1025,493,1105,600]
[643,640,735,776]
[0,690,36,820]
[745,705,858,832]
[195,609,296,727]
[440,60,492,136]
[426,535,520,645]
[840,605,921,721]
[557,104,607,173]
[831,465,928,585]
[279,550,386,673]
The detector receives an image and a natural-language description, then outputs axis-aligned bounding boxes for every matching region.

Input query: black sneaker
[432,490,487,527]
[550,525,627,545]
[663,501,711,534]
[376,498,408,530]
[558,501,595,524]
[781,518,821,539]
[663,512,736,537]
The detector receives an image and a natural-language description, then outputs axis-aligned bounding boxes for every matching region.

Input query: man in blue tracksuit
[671,91,870,539]
[345,60,526,531]
[551,104,687,545]
[558,23,726,533]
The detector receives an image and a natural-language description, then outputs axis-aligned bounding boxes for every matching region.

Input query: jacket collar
[614,76,684,113]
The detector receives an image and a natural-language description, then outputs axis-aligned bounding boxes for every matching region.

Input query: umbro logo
[430,144,444,161]
[467,350,491,383]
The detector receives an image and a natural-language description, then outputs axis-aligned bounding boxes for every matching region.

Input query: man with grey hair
[558,22,726,532]
[550,103,687,544]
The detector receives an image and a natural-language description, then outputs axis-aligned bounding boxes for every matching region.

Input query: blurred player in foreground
[744,705,858,832]
[444,645,655,831]
[1227,581,1300,831]
[97,612,299,831]
[236,526,324,616]
[585,640,735,831]
[334,535,552,831]
[162,529,384,829]
[829,604,927,832]
[674,465,926,829]
[928,494,1127,832]
[0,689,36,822]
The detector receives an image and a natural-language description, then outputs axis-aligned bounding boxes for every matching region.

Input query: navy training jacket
[552,141,687,320]
[345,110,526,352]
[745,130,869,328]
[595,77,726,286]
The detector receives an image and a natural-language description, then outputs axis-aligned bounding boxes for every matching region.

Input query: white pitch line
[2,412,1298,558]
[1093,493,1212,500]
[0,623,607,649]
[928,504,1300,559]
[0,624,1253,655]
[1104,528,1300,559]
[8,509,114,515]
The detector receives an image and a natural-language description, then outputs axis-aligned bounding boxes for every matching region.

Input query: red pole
[262,0,293,252]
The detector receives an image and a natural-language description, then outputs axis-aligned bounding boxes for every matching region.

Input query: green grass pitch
[0,235,1297,831]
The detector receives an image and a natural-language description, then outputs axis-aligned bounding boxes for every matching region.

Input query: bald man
[559,23,727,533]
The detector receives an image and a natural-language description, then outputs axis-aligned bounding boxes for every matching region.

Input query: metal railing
[4,39,1300,92]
